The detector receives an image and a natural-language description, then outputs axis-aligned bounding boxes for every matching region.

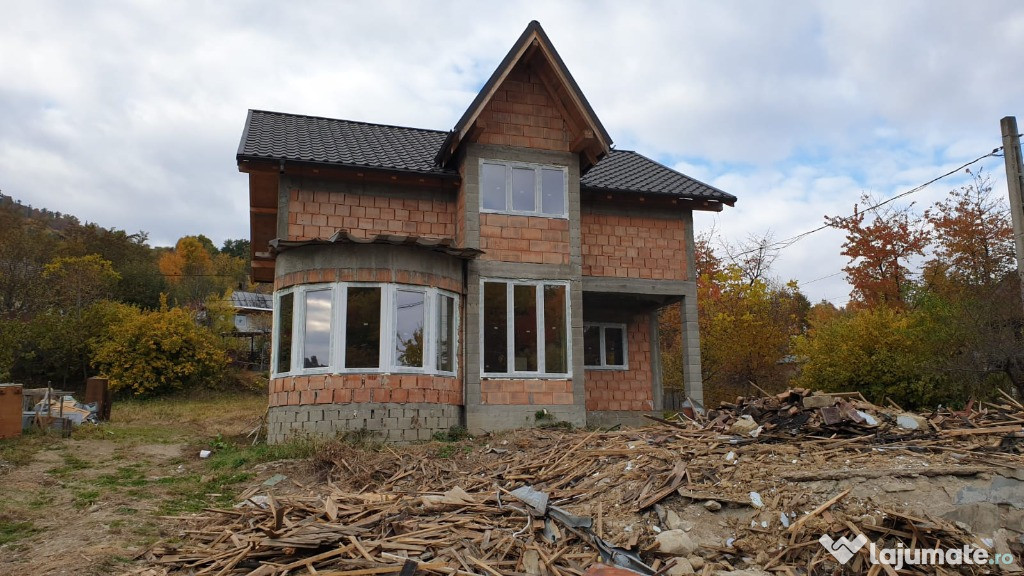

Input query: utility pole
[1001,116,1024,315]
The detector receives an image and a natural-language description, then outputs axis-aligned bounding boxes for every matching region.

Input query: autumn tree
[722,232,781,285]
[918,170,1023,399]
[159,236,246,308]
[924,169,1015,290]
[42,255,120,313]
[0,203,57,317]
[660,229,808,405]
[826,195,929,308]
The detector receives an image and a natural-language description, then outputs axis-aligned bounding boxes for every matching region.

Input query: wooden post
[1000,116,1024,314]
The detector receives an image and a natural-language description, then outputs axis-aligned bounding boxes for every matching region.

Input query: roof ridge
[248,109,449,136]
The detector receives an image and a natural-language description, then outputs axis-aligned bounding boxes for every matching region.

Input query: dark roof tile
[238,110,456,176]
[581,150,736,204]
[237,110,736,203]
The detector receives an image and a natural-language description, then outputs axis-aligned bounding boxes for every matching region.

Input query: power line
[732,147,1004,258]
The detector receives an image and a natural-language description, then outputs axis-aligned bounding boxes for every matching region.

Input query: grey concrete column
[649,310,663,411]
[680,295,703,408]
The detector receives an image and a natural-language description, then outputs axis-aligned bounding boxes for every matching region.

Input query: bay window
[481,279,570,377]
[272,283,459,377]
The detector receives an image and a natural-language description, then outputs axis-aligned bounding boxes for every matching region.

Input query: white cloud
[0,0,1021,302]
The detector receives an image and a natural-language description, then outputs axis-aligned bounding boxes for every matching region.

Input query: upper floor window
[273,283,459,378]
[481,160,567,217]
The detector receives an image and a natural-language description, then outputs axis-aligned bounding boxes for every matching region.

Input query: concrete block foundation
[267,402,461,444]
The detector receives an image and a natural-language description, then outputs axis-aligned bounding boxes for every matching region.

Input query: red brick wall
[585,317,654,411]
[269,374,462,407]
[476,62,572,151]
[581,212,687,280]
[480,379,573,405]
[275,268,461,293]
[479,213,570,264]
[287,189,456,241]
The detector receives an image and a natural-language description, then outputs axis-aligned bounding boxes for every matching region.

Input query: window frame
[583,322,629,370]
[479,159,569,218]
[479,278,572,378]
[271,283,459,378]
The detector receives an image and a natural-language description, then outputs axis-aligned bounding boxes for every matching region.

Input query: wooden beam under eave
[534,41,610,151]
[570,129,595,153]
[251,259,276,284]
[466,120,487,144]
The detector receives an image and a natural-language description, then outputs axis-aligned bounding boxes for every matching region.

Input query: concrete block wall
[480,379,574,405]
[479,214,570,265]
[269,373,462,409]
[267,403,461,444]
[584,315,655,412]
[476,60,573,152]
[283,178,456,241]
[580,210,687,280]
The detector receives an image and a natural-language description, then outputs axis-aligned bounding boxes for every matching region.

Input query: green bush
[92,305,229,396]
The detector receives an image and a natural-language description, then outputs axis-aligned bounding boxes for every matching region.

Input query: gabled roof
[434,20,612,169]
[237,110,455,177]
[581,150,736,205]
[235,110,734,205]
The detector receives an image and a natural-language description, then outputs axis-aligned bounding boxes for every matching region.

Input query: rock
[522,549,542,575]
[688,556,704,570]
[729,415,760,436]
[703,500,722,512]
[666,557,694,576]
[802,394,835,409]
[881,482,915,493]
[665,509,692,531]
[896,413,929,430]
[942,502,1002,534]
[655,529,699,556]
[992,529,1023,572]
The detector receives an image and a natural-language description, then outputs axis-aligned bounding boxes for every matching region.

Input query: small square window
[583,323,628,369]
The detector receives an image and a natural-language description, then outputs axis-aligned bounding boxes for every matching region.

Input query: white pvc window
[481,279,570,377]
[583,323,628,370]
[272,283,458,377]
[480,160,567,217]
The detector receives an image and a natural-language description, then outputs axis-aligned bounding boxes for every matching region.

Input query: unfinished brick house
[237,21,736,443]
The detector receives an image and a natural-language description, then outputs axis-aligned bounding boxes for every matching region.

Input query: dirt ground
[0,392,273,576]
[2,396,1023,576]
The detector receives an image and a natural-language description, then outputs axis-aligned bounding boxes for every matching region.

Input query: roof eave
[236,154,461,180]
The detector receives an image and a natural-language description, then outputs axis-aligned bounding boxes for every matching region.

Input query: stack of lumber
[132,389,1024,576]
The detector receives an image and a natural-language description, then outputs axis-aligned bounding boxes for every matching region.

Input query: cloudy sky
[2,1,1023,304]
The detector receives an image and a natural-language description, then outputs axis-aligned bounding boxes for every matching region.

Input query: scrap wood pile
[701,387,1024,454]
[133,389,1024,576]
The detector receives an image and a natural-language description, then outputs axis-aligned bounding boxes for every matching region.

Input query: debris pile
[703,388,1024,452]
[132,389,1024,576]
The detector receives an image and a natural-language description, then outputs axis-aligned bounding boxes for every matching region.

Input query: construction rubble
[132,389,1024,576]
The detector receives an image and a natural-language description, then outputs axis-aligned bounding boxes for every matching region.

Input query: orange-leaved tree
[826,195,929,308]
